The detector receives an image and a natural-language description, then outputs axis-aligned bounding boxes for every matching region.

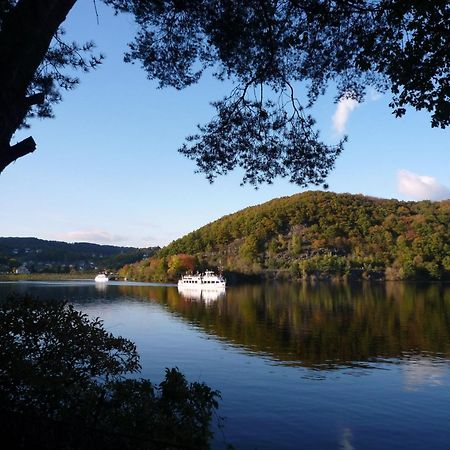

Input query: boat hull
[177,281,226,289]
[94,274,109,283]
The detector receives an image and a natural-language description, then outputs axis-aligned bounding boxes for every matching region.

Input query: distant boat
[178,270,226,288]
[94,273,109,283]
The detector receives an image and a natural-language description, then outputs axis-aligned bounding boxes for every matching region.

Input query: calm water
[1,280,450,449]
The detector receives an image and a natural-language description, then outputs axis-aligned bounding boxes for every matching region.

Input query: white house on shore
[15,265,30,275]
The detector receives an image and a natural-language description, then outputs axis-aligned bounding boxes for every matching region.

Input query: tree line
[0,237,159,273]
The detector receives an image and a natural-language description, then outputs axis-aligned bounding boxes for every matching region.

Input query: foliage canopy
[121,191,450,281]
[0,1,448,183]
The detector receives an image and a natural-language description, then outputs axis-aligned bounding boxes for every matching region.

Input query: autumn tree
[127,192,450,281]
[1,0,448,183]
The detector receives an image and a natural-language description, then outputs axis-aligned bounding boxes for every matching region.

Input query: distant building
[15,265,30,275]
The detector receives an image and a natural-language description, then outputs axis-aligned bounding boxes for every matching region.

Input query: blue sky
[1,1,449,248]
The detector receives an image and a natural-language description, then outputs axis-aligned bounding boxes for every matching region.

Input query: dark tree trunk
[0,0,77,173]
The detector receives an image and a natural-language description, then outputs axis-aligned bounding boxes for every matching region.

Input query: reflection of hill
[117,283,450,368]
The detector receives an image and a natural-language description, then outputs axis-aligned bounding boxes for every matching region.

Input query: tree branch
[0,0,77,172]
[24,92,45,107]
[0,137,36,173]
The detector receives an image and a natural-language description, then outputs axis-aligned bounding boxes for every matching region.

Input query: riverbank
[0,273,96,281]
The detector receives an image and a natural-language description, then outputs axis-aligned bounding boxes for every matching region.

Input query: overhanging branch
[0,137,36,173]
[24,93,45,108]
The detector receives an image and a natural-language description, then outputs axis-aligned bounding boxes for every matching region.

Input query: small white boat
[94,273,109,283]
[178,270,226,288]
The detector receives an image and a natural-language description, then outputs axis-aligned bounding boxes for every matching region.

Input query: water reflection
[94,282,108,292]
[1,281,449,369]
[1,280,449,449]
[177,285,226,303]
[339,428,355,450]
[115,282,450,368]
[402,356,446,390]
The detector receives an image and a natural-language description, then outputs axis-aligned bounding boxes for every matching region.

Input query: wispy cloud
[54,229,126,245]
[397,170,450,200]
[368,88,382,101]
[332,97,359,135]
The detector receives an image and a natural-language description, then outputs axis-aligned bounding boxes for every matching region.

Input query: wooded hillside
[0,237,158,273]
[120,192,450,282]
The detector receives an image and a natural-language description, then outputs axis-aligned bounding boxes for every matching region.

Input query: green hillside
[0,237,159,274]
[119,191,450,282]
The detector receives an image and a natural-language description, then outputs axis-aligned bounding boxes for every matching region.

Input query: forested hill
[119,191,450,282]
[0,237,159,273]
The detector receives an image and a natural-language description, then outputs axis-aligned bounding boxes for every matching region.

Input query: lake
[1,280,450,449]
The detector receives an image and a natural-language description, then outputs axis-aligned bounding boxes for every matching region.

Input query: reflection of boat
[94,273,109,283]
[178,270,226,288]
[95,282,108,292]
[177,285,226,302]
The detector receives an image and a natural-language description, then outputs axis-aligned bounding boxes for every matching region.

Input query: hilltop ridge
[0,237,159,274]
[120,191,450,282]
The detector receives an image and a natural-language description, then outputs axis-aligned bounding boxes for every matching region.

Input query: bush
[0,295,219,449]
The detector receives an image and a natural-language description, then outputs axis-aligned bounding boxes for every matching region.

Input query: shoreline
[0,273,96,282]
[1,270,450,284]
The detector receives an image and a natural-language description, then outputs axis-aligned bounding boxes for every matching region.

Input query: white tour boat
[94,273,109,283]
[178,270,226,289]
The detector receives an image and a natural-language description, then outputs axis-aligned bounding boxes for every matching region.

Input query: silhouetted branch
[0,137,36,173]
[24,92,45,107]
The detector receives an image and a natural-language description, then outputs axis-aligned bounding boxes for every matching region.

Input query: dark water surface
[1,281,450,449]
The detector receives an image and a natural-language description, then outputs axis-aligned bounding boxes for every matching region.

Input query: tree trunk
[0,0,77,173]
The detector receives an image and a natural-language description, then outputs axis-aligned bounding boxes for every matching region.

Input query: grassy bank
[0,273,96,281]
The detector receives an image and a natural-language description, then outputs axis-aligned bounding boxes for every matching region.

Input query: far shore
[0,273,97,281]
[1,271,449,284]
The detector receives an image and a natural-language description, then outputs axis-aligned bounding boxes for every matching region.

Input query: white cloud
[54,229,126,245]
[332,97,359,135]
[397,170,450,201]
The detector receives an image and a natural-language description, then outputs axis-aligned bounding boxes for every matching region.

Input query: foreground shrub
[0,295,219,449]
